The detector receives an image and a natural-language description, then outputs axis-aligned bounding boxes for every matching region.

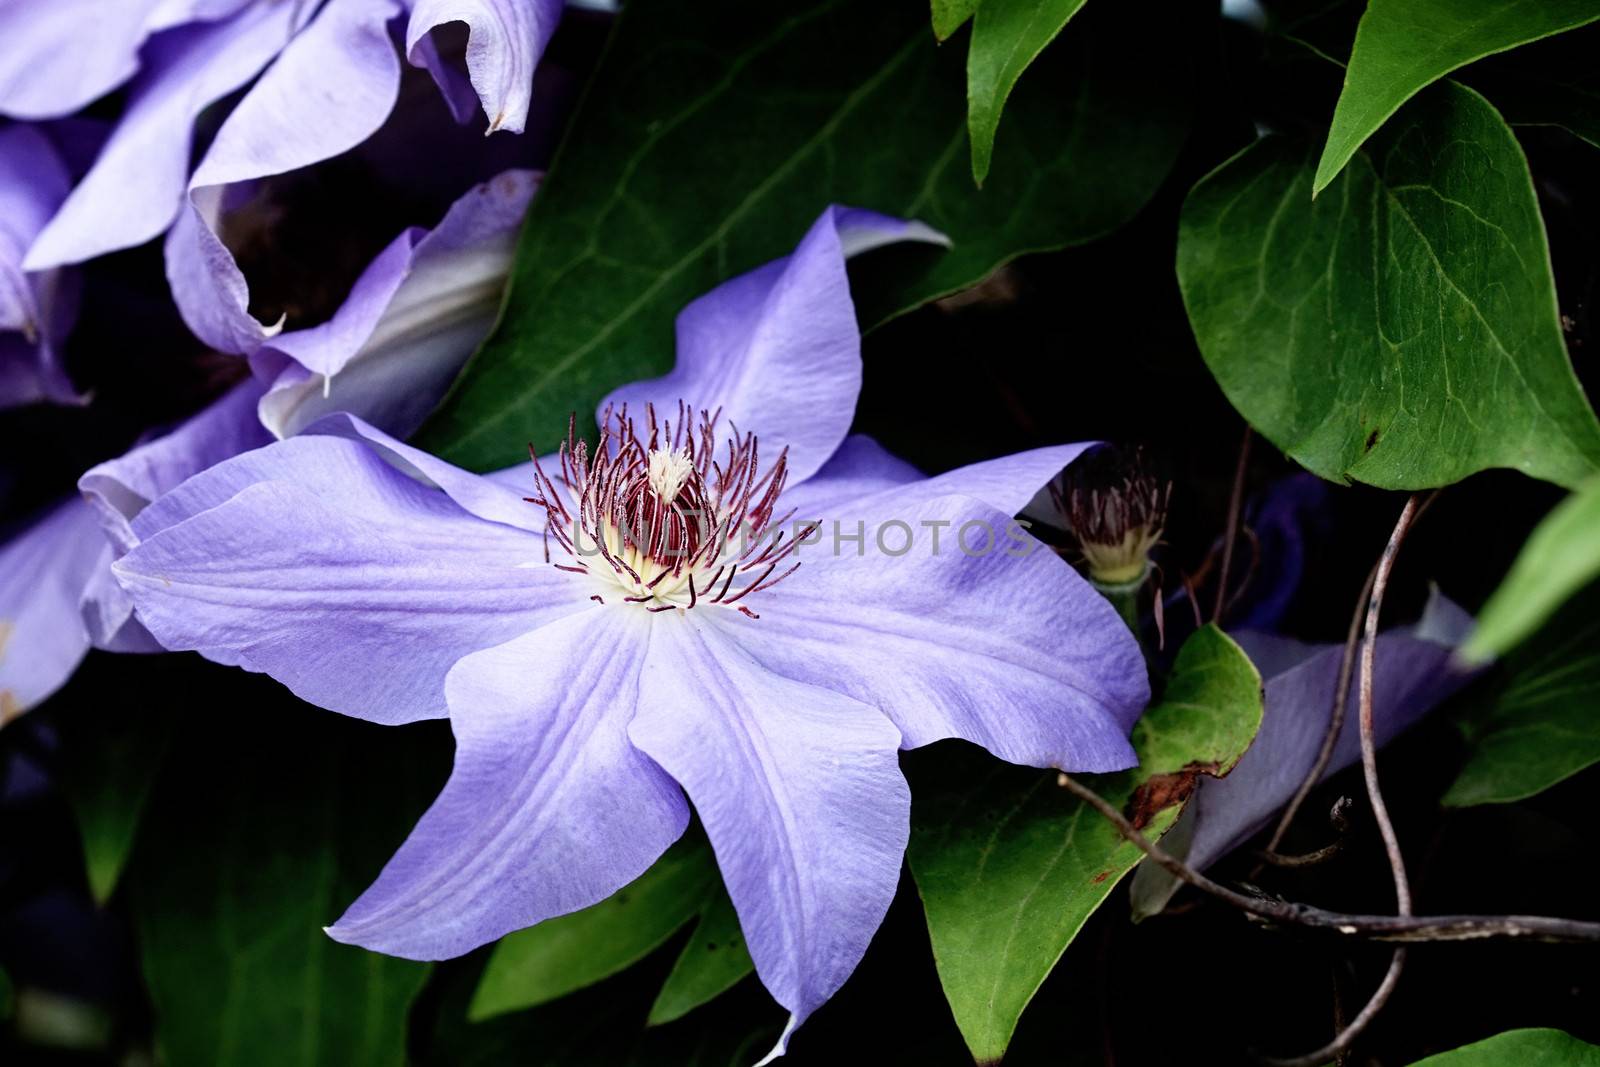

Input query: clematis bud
[1054,442,1171,592]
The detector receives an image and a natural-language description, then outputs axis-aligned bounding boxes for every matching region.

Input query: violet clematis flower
[18,0,560,351]
[0,161,530,723]
[113,206,1151,1057]
[1,124,79,408]
[1129,589,1480,919]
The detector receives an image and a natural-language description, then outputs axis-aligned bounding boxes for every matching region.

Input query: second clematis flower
[112,207,1150,1058]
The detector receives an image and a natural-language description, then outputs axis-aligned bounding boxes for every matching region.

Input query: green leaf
[1314,0,1600,194]
[1444,582,1600,806]
[1179,80,1600,491]
[128,701,443,1067]
[56,702,175,906]
[930,0,977,41]
[1463,477,1600,661]
[1408,1028,1600,1065]
[417,0,1192,471]
[965,0,1089,185]
[907,625,1262,1063]
[470,833,718,1021]
[647,885,755,1026]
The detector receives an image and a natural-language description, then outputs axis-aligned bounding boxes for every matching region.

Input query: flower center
[526,403,805,616]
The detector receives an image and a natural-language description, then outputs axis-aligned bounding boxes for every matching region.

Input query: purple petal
[601,206,949,485]
[1131,591,1478,917]
[80,377,271,555]
[752,493,1147,770]
[0,496,103,721]
[77,378,270,648]
[253,169,536,437]
[169,0,406,352]
[298,412,546,532]
[630,614,909,1056]
[405,0,564,134]
[774,435,923,518]
[113,434,588,723]
[328,607,690,959]
[793,440,1091,525]
[0,0,160,120]
[0,125,79,408]
[23,2,310,270]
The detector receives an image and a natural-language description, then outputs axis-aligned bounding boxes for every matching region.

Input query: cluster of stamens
[1053,443,1172,586]
[526,402,806,616]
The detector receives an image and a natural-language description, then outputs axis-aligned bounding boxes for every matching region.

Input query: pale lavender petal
[789,440,1090,525]
[299,412,545,532]
[25,5,308,271]
[24,2,310,270]
[630,614,908,1056]
[0,0,164,120]
[80,377,270,554]
[774,435,922,518]
[405,0,563,134]
[76,377,269,648]
[408,31,482,125]
[0,497,102,722]
[0,125,79,407]
[328,608,690,959]
[601,206,949,485]
[253,169,536,438]
[113,434,589,723]
[753,494,1147,770]
[1130,591,1478,917]
[169,0,405,352]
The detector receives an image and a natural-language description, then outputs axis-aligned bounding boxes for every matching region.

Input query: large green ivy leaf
[1179,80,1600,491]
[1463,477,1600,662]
[1408,1028,1600,1065]
[965,0,1089,185]
[1314,0,1600,194]
[469,833,718,1021]
[127,696,444,1067]
[1445,582,1600,807]
[417,0,1191,470]
[907,625,1262,1064]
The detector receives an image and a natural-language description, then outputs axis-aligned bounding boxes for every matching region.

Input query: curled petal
[631,613,909,1057]
[24,2,310,270]
[328,608,690,959]
[405,0,564,134]
[253,169,537,438]
[169,0,406,352]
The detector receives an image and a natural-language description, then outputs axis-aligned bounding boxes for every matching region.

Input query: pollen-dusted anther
[525,402,803,612]
[1053,443,1172,587]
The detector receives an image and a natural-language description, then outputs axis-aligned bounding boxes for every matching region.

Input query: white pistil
[646,447,695,505]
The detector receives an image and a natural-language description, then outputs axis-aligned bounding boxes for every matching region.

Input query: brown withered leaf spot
[1126,761,1223,830]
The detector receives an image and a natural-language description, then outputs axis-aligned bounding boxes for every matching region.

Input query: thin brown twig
[1213,425,1253,623]
[1256,566,1376,871]
[1054,772,1600,944]
[1258,954,1406,1067]
[1255,797,1354,869]
[1269,495,1429,1067]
